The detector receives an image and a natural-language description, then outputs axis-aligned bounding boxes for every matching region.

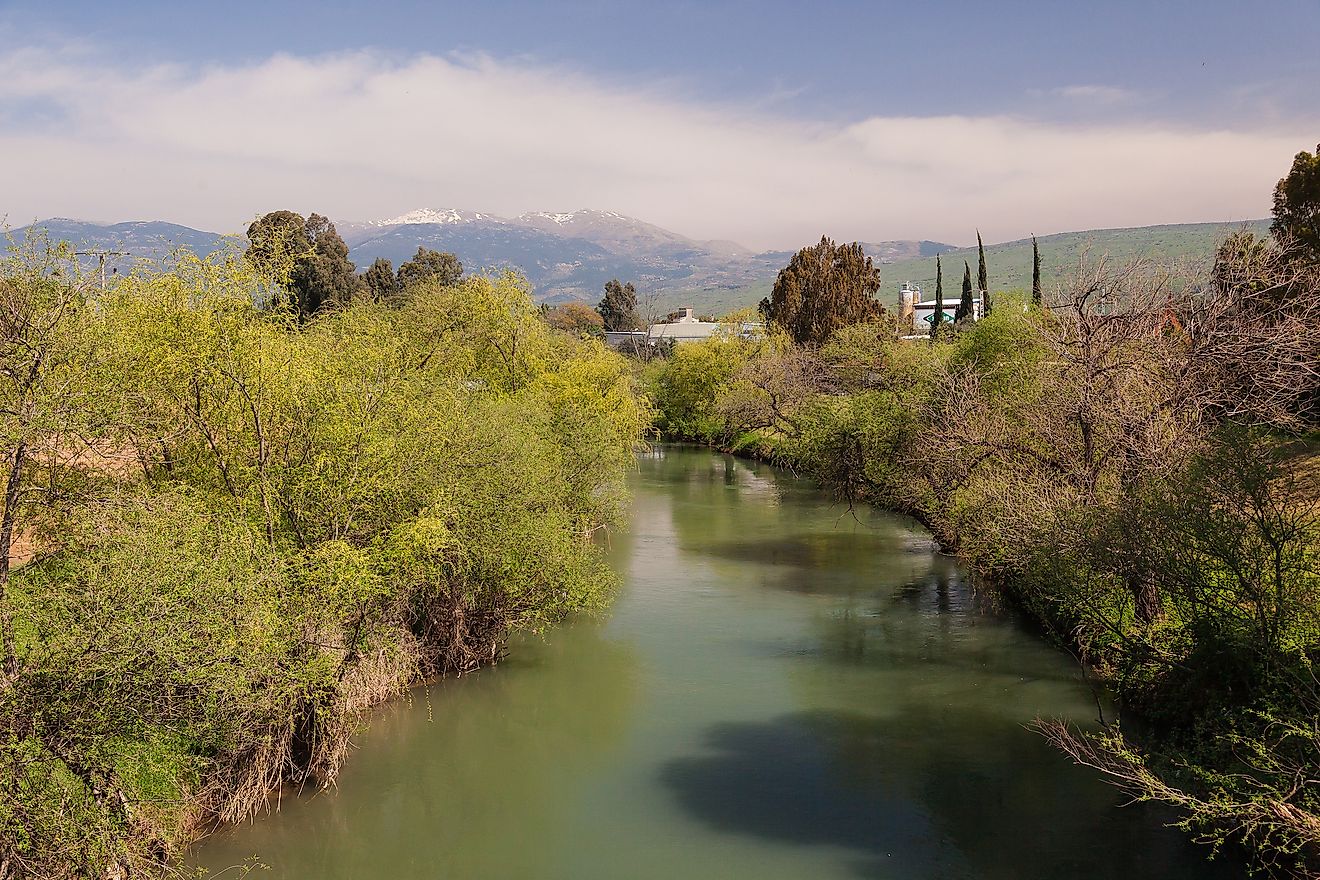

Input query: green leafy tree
[362,257,399,302]
[977,231,991,315]
[1032,236,1042,307]
[760,236,883,346]
[246,211,360,320]
[1271,143,1320,261]
[955,261,974,324]
[930,255,945,341]
[244,210,311,284]
[397,247,464,289]
[597,279,640,331]
[291,214,362,317]
[544,300,605,336]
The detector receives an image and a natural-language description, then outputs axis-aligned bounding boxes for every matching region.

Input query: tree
[244,210,311,284]
[955,261,974,324]
[291,214,361,317]
[930,255,945,341]
[1271,143,1320,261]
[597,279,640,331]
[246,211,361,320]
[362,258,399,302]
[760,236,883,346]
[977,231,991,315]
[544,301,605,335]
[1032,236,1042,307]
[397,247,464,289]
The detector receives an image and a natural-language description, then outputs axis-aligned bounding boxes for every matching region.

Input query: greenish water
[195,446,1238,879]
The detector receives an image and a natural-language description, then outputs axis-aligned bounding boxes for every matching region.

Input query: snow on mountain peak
[373,209,504,227]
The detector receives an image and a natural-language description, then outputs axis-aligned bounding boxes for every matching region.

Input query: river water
[195,446,1238,879]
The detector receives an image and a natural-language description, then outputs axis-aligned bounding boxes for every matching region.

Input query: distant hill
[6,213,1260,315]
[343,209,959,304]
[651,220,1273,317]
[345,208,800,302]
[4,219,231,274]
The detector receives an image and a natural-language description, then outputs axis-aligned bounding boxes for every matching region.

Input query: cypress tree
[1031,236,1042,308]
[955,261,974,324]
[930,255,944,341]
[976,230,990,315]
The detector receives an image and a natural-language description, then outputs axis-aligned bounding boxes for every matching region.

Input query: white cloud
[1050,84,1135,103]
[0,47,1309,250]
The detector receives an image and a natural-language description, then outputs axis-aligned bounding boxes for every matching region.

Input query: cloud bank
[0,46,1309,249]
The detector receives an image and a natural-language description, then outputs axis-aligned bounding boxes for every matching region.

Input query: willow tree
[761,236,882,346]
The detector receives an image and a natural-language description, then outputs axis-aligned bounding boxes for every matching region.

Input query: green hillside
[652,219,1271,318]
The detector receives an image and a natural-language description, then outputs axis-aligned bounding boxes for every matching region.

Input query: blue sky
[1,0,1316,247]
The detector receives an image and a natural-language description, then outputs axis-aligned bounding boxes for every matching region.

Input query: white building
[603,308,763,351]
[899,282,982,336]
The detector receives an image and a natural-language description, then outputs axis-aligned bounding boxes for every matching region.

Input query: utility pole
[72,250,128,291]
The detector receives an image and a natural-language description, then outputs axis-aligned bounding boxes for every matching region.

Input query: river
[194,446,1239,878]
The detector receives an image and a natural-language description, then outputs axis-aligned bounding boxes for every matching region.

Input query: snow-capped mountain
[7,210,957,305]
[342,207,787,300]
[369,208,507,227]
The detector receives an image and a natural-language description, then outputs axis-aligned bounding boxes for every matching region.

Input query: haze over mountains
[6,209,1263,309]
[6,208,952,303]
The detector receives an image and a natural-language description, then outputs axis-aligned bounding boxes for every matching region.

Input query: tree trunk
[1131,574,1162,624]
[0,439,27,678]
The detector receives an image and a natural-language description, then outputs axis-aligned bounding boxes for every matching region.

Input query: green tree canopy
[397,247,464,290]
[1272,144,1320,261]
[362,257,399,302]
[759,236,883,346]
[597,279,640,331]
[544,300,605,335]
[246,211,361,320]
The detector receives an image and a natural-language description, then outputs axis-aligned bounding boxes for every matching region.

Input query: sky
[1,0,1317,249]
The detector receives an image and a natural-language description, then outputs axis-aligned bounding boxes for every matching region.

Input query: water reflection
[662,708,1230,880]
[194,447,1241,879]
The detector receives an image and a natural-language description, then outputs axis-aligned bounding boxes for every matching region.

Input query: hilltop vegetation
[646,219,1273,318]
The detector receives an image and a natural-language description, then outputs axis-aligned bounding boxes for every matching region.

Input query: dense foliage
[0,240,646,878]
[596,279,639,332]
[245,211,362,320]
[1272,144,1320,261]
[396,247,464,291]
[759,236,883,346]
[645,241,1320,873]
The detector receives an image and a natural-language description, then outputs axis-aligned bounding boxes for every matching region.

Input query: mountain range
[5,210,1266,312]
[4,209,951,304]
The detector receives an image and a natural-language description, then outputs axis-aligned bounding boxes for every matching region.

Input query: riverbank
[195,446,1241,880]
[0,247,648,879]
[639,264,1319,875]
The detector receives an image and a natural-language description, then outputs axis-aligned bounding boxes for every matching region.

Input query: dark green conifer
[1031,236,1042,307]
[930,255,944,341]
[955,261,974,324]
[762,236,883,345]
[977,230,991,315]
